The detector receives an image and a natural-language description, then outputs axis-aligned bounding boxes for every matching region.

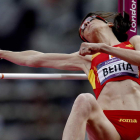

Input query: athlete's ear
[107,22,114,28]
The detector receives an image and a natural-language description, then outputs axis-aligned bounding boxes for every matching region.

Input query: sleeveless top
[88,41,140,99]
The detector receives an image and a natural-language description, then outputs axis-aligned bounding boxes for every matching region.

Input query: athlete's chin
[84,29,99,42]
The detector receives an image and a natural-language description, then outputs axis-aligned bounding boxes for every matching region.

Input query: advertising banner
[118,0,137,39]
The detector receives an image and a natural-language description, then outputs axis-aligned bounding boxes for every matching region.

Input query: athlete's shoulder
[129,35,140,50]
[129,35,140,45]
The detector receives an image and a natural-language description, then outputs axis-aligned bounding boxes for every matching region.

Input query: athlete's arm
[0,50,89,72]
[79,35,140,66]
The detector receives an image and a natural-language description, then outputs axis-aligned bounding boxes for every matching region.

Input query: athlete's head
[79,11,132,42]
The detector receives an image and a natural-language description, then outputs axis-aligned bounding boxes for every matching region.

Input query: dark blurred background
[0,0,139,140]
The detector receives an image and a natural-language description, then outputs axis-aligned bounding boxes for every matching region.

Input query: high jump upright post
[118,0,137,39]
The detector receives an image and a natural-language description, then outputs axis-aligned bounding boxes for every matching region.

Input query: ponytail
[112,12,132,42]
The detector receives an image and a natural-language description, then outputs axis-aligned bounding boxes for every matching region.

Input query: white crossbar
[0,73,88,80]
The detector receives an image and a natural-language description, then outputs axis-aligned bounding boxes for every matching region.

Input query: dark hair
[79,11,132,42]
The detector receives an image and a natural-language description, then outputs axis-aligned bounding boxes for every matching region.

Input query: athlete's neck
[91,27,121,47]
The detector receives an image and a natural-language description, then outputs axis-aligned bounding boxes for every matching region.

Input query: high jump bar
[0,73,88,80]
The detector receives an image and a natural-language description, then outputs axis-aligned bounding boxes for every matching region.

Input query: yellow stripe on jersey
[88,69,96,89]
[126,44,134,48]
[92,53,101,60]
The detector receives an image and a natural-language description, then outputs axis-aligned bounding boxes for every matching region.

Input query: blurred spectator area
[0,0,139,140]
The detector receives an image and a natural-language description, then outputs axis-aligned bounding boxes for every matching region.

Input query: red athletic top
[88,41,140,99]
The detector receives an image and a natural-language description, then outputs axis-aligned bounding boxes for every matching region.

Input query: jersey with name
[88,41,140,99]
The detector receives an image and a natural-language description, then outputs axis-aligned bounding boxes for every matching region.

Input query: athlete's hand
[79,42,106,56]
